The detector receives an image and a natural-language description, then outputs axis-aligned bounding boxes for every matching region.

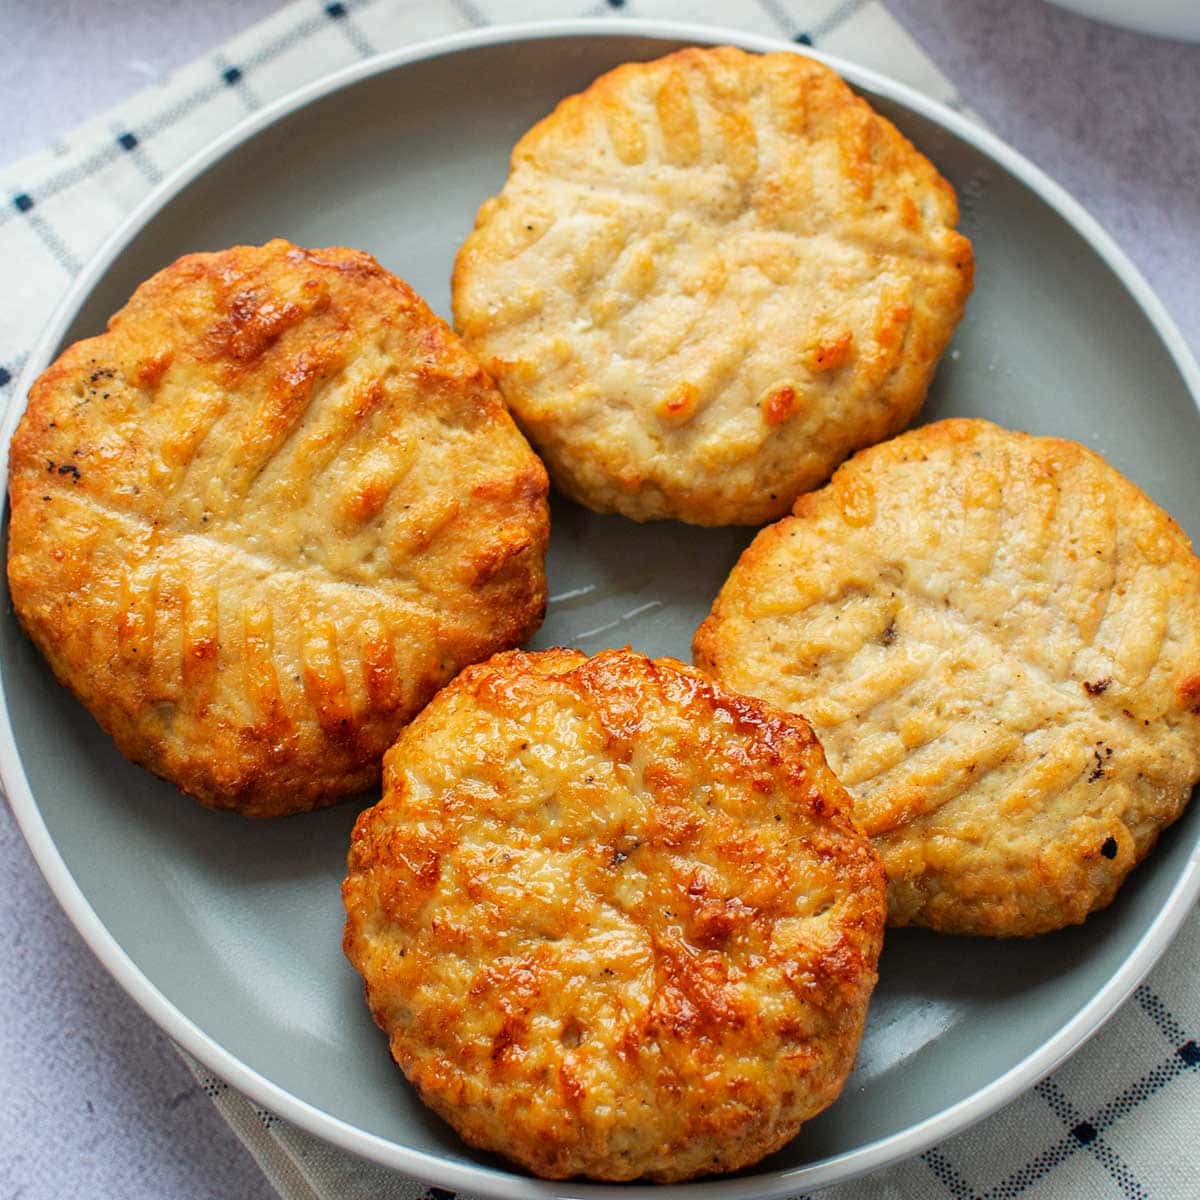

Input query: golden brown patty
[695,418,1200,937]
[8,240,549,817]
[342,647,886,1181]
[452,46,973,525]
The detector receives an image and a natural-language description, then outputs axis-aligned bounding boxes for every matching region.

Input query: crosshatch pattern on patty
[452,45,972,525]
[7,239,549,816]
[695,419,1200,937]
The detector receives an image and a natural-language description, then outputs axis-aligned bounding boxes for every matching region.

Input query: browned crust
[343,647,886,1180]
[7,239,549,817]
[695,418,1200,936]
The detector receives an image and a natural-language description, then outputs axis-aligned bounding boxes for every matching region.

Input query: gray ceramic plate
[3,20,1199,1200]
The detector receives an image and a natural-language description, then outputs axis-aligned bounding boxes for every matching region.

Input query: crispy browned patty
[8,239,549,816]
[343,647,886,1181]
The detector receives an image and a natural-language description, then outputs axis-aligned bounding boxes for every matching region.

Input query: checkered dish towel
[3,1,1198,1199]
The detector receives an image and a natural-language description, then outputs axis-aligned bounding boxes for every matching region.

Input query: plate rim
[3,17,1199,1199]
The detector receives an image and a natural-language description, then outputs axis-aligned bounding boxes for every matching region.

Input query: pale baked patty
[694,419,1200,937]
[7,240,549,817]
[452,46,973,526]
[342,647,886,1181]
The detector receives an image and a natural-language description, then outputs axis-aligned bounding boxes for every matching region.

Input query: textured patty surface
[342,647,885,1181]
[452,46,973,525]
[694,419,1200,936]
[7,240,549,817]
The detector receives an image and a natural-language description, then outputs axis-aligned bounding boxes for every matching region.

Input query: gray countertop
[1,3,1197,1198]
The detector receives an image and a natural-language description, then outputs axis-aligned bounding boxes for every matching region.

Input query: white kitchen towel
[2,2,1197,1199]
